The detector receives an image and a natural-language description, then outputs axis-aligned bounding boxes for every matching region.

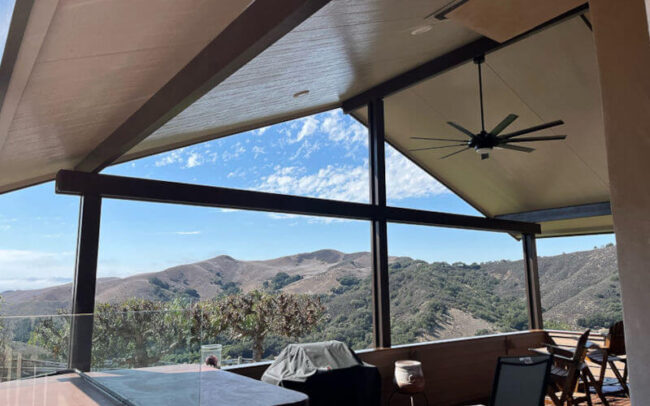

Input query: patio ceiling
[0,1,610,236]
[351,16,611,237]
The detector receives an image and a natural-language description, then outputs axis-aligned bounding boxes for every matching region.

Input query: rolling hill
[0,245,621,338]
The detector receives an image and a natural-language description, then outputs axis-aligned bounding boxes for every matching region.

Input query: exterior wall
[589,1,650,404]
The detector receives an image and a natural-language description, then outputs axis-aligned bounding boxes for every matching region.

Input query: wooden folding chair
[587,321,629,397]
[544,329,609,406]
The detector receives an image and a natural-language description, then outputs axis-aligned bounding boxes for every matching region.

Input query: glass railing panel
[0,314,71,382]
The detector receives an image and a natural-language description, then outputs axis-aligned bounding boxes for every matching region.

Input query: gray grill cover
[262,341,380,406]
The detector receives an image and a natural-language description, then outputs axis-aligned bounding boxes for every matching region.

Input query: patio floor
[592,396,630,405]
[544,395,630,405]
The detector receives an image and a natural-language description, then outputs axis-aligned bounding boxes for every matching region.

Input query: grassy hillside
[0,245,622,356]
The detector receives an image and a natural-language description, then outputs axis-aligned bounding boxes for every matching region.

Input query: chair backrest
[607,321,626,356]
[573,329,591,362]
[489,355,553,406]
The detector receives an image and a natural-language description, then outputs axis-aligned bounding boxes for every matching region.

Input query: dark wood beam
[368,99,391,348]
[56,170,540,234]
[75,0,332,172]
[522,233,543,330]
[0,0,35,117]
[342,3,589,113]
[495,202,611,223]
[342,36,497,113]
[56,170,373,221]
[68,194,102,372]
[385,206,540,234]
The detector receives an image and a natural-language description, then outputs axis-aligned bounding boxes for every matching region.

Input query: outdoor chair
[544,329,609,406]
[587,321,629,397]
[486,355,553,406]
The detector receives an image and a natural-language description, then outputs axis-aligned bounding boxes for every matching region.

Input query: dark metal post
[368,99,391,348]
[68,194,102,371]
[522,233,543,330]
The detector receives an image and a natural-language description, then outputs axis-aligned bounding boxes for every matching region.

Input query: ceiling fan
[410,55,567,160]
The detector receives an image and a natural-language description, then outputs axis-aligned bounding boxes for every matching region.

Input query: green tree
[29,292,324,366]
[29,315,70,362]
[29,299,214,368]
[218,290,325,361]
[91,299,180,368]
[0,298,10,367]
[263,272,302,291]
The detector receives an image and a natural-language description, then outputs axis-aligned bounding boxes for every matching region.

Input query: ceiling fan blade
[410,144,468,152]
[499,120,564,140]
[499,144,535,153]
[447,122,475,138]
[505,135,567,143]
[489,114,518,136]
[410,137,467,142]
[440,147,471,159]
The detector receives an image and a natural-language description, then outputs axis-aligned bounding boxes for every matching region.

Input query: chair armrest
[544,344,574,358]
[551,354,575,366]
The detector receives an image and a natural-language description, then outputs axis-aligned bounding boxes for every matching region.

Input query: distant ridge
[0,246,619,327]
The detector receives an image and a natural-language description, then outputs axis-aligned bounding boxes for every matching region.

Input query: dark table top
[0,364,309,406]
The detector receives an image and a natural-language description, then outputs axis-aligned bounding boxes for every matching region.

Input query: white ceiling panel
[123,0,481,161]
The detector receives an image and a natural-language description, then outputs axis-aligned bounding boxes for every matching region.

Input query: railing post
[68,194,102,371]
[368,99,391,348]
[522,233,543,330]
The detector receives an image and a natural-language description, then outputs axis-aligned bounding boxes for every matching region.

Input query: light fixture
[410,25,432,36]
[293,90,309,98]
[475,147,491,160]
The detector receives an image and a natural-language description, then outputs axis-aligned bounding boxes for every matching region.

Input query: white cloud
[0,278,73,292]
[320,110,367,147]
[154,147,218,168]
[184,152,203,168]
[258,145,448,205]
[288,116,319,143]
[385,146,449,200]
[252,146,265,158]
[173,231,201,235]
[0,249,75,292]
[259,165,368,203]
[290,140,320,160]
[155,149,185,167]
[254,126,269,135]
[222,143,246,161]
[227,169,247,179]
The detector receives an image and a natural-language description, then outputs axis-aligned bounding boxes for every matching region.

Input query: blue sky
[0,1,14,57]
[0,109,615,292]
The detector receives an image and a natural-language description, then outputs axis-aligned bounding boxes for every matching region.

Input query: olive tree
[218,290,325,361]
[30,291,325,366]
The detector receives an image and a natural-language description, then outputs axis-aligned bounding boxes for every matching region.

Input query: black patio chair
[488,355,553,406]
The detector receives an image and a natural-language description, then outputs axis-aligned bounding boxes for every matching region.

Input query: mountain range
[0,245,621,333]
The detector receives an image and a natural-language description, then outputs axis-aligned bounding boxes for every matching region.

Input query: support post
[589,1,650,402]
[522,233,543,330]
[368,99,391,348]
[68,194,102,371]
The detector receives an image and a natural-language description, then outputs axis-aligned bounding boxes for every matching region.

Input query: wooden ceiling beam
[75,0,332,173]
